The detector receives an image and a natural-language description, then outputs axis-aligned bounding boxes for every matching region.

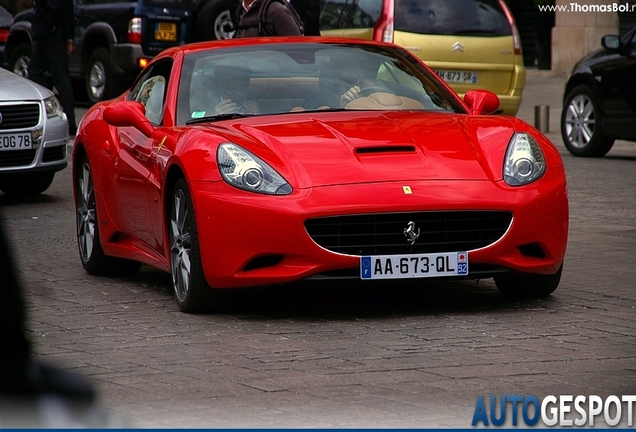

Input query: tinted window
[394,0,511,36]
[320,0,382,30]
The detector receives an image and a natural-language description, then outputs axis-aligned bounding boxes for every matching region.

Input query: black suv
[4,0,195,103]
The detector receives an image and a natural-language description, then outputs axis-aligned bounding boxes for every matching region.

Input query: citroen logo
[404,221,420,245]
[451,41,464,53]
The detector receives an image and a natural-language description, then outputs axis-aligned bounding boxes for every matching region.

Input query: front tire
[0,172,55,196]
[85,48,115,104]
[494,265,563,298]
[169,178,219,313]
[561,85,614,157]
[75,155,141,275]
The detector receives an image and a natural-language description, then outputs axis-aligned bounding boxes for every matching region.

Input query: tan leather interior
[345,92,425,110]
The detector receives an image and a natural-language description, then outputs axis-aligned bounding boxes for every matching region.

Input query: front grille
[0,149,37,168]
[305,211,513,256]
[0,103,41,130]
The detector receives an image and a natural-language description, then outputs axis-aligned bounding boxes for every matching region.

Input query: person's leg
[43,28,76,132]
[26,40,50,89]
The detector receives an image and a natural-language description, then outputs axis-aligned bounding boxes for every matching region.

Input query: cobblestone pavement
[1,72,635,428]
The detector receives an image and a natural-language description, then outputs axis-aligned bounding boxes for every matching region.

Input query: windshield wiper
[186,112,255,124]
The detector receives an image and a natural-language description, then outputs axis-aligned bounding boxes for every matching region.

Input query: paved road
[1,72,635,428]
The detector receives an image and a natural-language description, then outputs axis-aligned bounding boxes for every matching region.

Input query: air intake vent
[0,149,37,168]
[355,145,416,154]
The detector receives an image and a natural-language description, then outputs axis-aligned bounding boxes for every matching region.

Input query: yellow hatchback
[319,0,525,115]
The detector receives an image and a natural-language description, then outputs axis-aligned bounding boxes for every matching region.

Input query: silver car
[0,67,69,196]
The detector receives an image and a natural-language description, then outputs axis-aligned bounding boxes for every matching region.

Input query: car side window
[129,60,174,125]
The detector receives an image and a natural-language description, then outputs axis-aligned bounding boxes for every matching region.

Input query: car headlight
[44,96,64,119]
[503,133,546,186]
[217,143,292,195]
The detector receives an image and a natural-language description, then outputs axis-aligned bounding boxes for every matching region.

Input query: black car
[561,26,636,157]
[4,0,195,104]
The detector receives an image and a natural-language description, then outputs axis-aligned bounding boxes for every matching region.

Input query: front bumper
[0,113,68,175]
[190,168,568,289]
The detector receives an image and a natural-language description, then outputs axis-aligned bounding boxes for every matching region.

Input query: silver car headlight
[44,96,64,119]
[503,133,546,186]
[217,143,292,195]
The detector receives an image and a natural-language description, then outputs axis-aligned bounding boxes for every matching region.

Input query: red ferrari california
[72,37,568,313]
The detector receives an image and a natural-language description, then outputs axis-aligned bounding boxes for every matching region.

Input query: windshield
[177,42,466,125]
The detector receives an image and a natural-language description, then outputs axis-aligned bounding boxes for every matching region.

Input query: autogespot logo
[472,395,636,427]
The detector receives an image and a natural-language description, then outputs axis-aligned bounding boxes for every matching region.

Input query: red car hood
[225,111,516,188]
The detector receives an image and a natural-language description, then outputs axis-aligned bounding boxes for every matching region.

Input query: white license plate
[360,251,468,280]
[0,133,32,151]
[435,70,478,84]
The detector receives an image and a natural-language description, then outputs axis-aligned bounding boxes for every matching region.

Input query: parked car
[193,0,525,115]
[0,67,68,196]
[72,37,568,313]
[321,0,525,115]
[561,26,636,157]
[0,5,11,68]
[4,0,195,104]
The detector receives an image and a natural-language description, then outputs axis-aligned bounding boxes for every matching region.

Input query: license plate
[155,22,177,41]
[0,133,32,151]
[360,251,468,280]
[435,70,478,84]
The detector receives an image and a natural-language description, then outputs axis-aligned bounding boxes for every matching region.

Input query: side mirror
[463,90,500,115]
[601,34,621,51]
[103,101,155,137]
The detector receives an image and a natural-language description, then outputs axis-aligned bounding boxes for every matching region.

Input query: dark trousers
[28,27,76,131]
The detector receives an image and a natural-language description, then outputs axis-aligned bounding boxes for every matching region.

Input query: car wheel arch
[79,28,113,75]
[73,143,108,207]
[72,144,89,183]
[163,164,192,253]
[563,73,599,105]
[164,165,187,224]
[5,26,31,59]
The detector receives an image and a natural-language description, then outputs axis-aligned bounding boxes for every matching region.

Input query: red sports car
[72,37,568,313]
